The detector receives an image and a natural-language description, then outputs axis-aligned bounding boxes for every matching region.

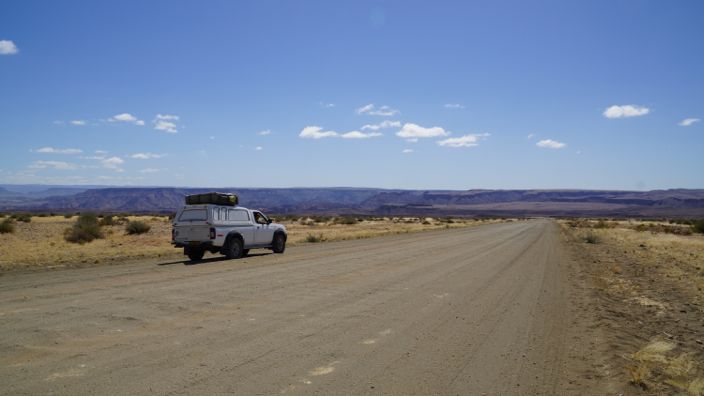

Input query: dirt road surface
[1,220,587,395]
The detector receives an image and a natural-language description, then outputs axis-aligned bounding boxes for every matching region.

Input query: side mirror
[266,218,272,224]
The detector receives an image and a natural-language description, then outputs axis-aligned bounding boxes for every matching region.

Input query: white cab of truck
[172,204,287,261]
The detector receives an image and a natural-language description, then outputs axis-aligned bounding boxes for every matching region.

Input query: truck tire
[223,236,244,259]
[186,247,205,261]
[242,249,250,257]
[272,233,286,254]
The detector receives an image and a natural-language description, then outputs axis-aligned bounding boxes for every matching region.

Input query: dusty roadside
[560,220,704,395]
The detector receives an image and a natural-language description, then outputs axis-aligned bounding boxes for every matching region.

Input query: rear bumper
[173,241,214,249]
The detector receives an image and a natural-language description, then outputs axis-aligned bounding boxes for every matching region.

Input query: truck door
[253,211,275,244]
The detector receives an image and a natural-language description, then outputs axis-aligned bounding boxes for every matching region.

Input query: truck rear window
[179,209,207,221]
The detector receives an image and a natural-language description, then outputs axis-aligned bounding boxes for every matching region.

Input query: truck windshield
[178,209,207,221]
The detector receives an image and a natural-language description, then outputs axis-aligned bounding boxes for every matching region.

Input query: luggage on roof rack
[185,192,238,206]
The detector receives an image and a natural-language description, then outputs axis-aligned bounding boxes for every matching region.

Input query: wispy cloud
[153,114,179,133]
[138,168,161,173]
[29,161,78,170]
[361,120,401,131]
[396,123,448,139]
[603,104,650,119]
[0,40,18,55]
[444,103,464,109]
[437,133,489,148]
[341,131,383,139]
[109,113,145,126]
[356,103,399,116]
[257,129,272,136]
[34,147,82,155]
[678,118,700,127]
[255,146,263,151]
[402,148,414,154]
[536,139,566,149]
[130,152,166,159]
[70,120,87,126]
[320,102,335,108]
[526,133,535,139]
[299,126,338,139]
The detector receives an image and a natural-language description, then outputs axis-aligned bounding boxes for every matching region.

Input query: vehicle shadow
[157,252,272,267]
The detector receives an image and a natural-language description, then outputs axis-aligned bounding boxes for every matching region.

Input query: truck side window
[228,209,248,221]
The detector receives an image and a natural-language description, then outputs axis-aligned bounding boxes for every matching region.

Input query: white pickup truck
[172,204,287,261]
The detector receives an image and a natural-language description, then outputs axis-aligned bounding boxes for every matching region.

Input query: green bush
[125,221,151,235]
[12,213,31,223]
[64,213,103,244]
[693,220,704,234]
[0,219,15,234]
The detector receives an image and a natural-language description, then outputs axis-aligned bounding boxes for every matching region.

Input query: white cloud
[257,129,272,136]
[70,120,87,126]
[138,168,161,173]
[101,156,125,172]
[536,139,566,149]
[95,150,108,155]
[29,161,78,170]
[109,113,145,125]
[444,103,464,109]
[341,131,383,139]
[0,40,18,55]
[603,105,650,119]
[361,120,401,131]
[130,152,166,159]
[152,114,179,133]
[406,138,418,143]
[52,120,64,125]
[356,103,399,116]
[437,133,489,148]
[255,146,263,151]
[35,147,82,155]
[396,123,448,139]
[402,149,414,154]
[320,102,335,108]
[299,126,338,139]
[678,118,700,127]
[526,133,535,139]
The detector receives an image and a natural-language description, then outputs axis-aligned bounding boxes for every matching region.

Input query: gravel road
[1,219,578,395]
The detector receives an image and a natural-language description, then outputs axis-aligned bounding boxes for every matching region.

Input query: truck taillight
[209,227,216,239]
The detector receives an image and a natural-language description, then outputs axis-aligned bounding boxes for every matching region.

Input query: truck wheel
[272,234,286,254]
[223,237,244,259]
[242,249,250,257]
[186,247,205,261]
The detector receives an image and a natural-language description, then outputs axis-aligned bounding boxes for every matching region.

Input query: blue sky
[0,0,702,190]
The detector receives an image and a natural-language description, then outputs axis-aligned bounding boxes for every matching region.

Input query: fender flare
[225,231,244,246]
[273,230,287,242]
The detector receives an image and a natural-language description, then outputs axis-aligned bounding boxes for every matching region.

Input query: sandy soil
[560,220,704,395]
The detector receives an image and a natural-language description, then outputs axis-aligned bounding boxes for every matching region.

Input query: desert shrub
[63,213,73,219]
[0,219,15,234]
[422,220,431,225]
[334,216,358,225]
[0,213,5,218]
[12,213,32,223]
[125,220,151,235]
[584,232,600,244]
[99,215,115,226]
[693,220,704,234]
[594,220,610,229]
[305,233,325,243]
[64,214,103,244]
